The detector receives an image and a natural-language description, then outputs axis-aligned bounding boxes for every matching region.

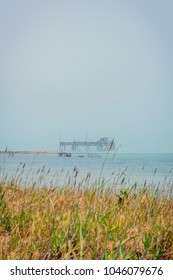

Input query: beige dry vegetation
[0,182,173,260]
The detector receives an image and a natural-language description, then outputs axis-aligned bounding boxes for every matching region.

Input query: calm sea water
[0,153,173,189]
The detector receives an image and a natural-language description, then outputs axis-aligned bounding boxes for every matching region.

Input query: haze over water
[1,1,173,154]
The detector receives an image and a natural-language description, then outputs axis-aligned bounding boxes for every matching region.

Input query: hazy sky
[0,0,173,152]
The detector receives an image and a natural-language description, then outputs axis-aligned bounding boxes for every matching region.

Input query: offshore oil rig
[59,137,115,152]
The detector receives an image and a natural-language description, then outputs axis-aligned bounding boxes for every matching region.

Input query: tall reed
[0,180,172,260]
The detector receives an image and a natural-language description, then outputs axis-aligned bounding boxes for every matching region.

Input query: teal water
[0,153,173,188]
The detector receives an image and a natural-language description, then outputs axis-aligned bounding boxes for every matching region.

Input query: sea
[0,152,173,191]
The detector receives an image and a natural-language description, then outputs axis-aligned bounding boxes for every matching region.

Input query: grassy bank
[0,182,173,260]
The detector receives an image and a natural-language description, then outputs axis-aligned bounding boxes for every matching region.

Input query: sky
[0,0,173,153]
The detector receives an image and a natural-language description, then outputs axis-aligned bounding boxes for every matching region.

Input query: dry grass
[0,182,173,260]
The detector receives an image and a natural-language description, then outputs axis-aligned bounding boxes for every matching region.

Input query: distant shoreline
[0,151,61,155]
[0,151,172,155]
